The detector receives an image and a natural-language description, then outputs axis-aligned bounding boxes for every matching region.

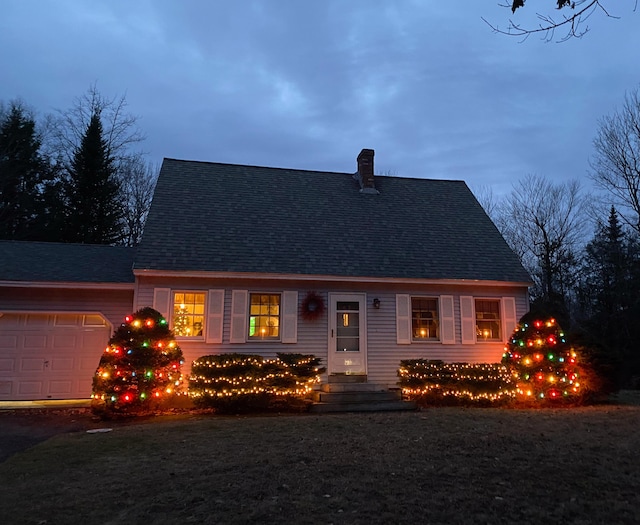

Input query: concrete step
[309,399,417,413]
[321,382,387,393]
[327,374,367,384]
[312,390,402,403]
[309,384,416,413]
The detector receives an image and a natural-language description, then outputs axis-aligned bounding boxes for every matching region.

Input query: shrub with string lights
[398,360,516,406]
[189,353,325,412]
[91,307,184,414]
[502,316,587,402]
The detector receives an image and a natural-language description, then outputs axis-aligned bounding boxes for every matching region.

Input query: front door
[328,293,367,375]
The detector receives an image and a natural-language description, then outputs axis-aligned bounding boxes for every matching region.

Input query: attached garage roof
[0,241,135,283]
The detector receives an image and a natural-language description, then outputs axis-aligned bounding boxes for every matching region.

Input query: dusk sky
[1,1,638,196]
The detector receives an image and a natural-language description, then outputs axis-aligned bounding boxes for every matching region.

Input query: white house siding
[364,287,528,386]
[135,276,528,386]
[136,277,329,379]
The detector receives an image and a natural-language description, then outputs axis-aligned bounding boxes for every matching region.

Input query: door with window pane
[328,294,367,375]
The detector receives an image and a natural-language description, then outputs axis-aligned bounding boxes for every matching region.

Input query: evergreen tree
[92,307,184,414]
[0,103,56,240]
[63,111,122,244]
[578,207,640,386]
[502,315,587,402]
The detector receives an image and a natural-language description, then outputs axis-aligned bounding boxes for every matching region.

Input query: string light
[189,354,325,401]
[401,316,588,405]
[92,308,184,412]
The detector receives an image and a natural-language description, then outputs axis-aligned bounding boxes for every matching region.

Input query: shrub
[398,360,516,407]
[91,307,184,416]
[189,353,324,413]
[502,315,596,404]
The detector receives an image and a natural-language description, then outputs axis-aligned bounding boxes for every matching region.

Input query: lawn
[2,399,640,525]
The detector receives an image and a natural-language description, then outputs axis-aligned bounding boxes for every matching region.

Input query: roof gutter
[133,269,531,288]
[0,280,135,290]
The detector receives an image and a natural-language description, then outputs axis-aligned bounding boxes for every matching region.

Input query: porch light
[373,298,381,309]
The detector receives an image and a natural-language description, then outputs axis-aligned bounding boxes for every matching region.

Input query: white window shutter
[440,295,455,345]
[205,289,225,344]
[396,294,411,345]
[281,291,298,343]
[460,296,476,345]
[153,288,171,321]
[230,290,248,344]
[502,297,517,341]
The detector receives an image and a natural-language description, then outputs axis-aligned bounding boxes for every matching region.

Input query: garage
[0,313,111,401]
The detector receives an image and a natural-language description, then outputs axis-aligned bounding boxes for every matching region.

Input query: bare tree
[471,184,500,219]
[50,84,154,244]
[590,88,640,234]
[498,175,589,311]
[119,156,158,246]
[483,1,632,42]
[51,84,145,167]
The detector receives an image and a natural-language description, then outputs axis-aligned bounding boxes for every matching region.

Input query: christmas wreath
[301,291,325,320]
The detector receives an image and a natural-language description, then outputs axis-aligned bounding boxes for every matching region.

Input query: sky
[1,1,639,197]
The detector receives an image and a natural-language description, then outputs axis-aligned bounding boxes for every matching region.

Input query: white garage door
[0,313,110,401]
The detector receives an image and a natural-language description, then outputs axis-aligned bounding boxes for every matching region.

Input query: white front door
[328,293,367,375]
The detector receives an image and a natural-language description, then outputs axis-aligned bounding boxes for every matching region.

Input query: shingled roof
[0,241,135,283]
[135,157,531,283]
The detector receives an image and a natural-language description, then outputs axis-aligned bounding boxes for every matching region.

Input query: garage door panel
[0,335,18,348]
[0,315,24,329]
[25,316,51,328]
[0,313,110,401]
[23,335,48,349]
[53,334,77,348]
[54,315,81,327]
[78,378,93,394]
[20,358,46,371]
[18,381,44,395]
[80,356,99,371]
[0,358,15,373]
[84,315,107,327]
[51,358,74,371]
[49,380,73,395]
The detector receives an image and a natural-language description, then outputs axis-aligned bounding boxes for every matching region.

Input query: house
[0,149,531,401]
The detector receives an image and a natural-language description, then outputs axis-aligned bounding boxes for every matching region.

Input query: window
[475,299,501,341]
[249,293,280,339]
[173,292,205,337]
[412,297,439,341]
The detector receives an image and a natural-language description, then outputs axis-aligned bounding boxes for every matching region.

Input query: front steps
[309,375,417,413]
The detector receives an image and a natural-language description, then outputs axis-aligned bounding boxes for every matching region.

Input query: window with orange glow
[411,297,439,341]
[248,293,280,339]
[475,299,501,341]
[173,292,205,337]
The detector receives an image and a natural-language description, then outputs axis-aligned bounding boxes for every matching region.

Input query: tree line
[479,87,640,389]
[0,86,156,246]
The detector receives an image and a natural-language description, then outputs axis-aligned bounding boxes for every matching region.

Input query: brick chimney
[357,149,377,194]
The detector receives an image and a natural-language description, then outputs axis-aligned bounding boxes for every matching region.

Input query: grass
[2,398,640,524]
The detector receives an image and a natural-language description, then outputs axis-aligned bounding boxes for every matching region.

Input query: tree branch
[482,1,619,42]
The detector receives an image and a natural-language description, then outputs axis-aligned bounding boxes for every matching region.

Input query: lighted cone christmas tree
[502,317,584,401]
[92,307,184,412]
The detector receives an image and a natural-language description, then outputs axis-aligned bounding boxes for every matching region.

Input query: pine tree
[577,207,640,387]
[64,111,122,244]
[0,103,55,240]
[502,316,586,402]
[92,307,184,414]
